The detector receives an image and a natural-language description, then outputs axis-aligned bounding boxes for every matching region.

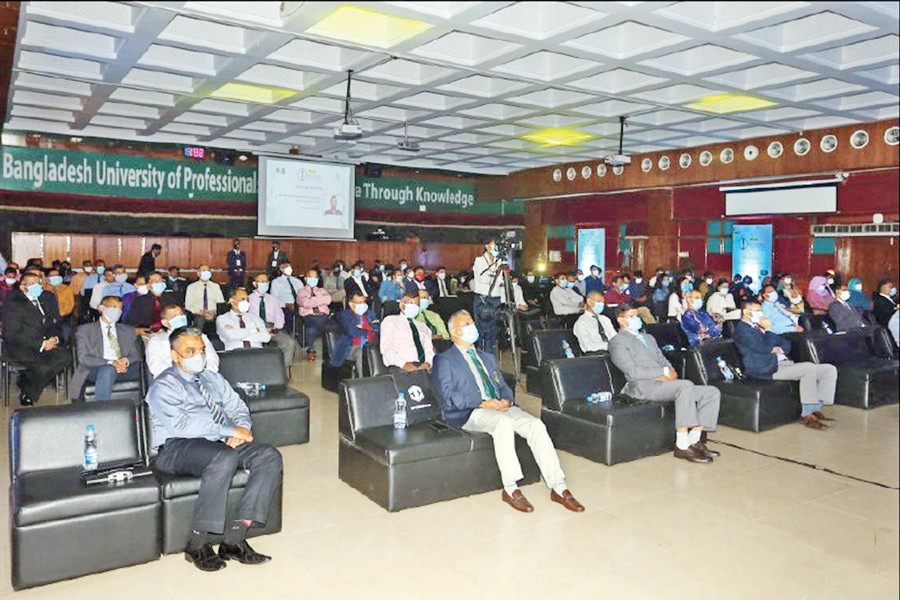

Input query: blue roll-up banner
[732,224,773,293]
[577,227,606,277]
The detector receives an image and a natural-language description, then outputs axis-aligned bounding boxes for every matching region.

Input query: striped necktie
[194,376,228,426]
[106,325,121,359]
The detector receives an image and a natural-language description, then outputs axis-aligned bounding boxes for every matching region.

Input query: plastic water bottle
[823,322,834,335]
[393,392,408,429]
[83,425,99,472]
[715,355,735,383]
[596,391,613,403]
[562,339,575,359]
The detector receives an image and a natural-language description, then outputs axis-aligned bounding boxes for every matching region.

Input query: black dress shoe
[218,540,271,565]
[674,445,712,463]
[185,543,227,572]
[693,442,721,458]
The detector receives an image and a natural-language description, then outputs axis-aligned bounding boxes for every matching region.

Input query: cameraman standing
[472,238,503,355]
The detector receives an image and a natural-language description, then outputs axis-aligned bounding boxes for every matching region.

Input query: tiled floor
[1,358,897,599]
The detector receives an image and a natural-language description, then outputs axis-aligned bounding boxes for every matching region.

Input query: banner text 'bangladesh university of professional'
[1,146,258,202]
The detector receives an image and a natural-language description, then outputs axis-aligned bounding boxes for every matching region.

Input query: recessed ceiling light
[210,83,296,104]
[683,93,777,114]
[306,5,433,49]
[522,127,594,146]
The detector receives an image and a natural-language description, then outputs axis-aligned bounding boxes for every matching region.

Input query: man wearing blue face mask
[433,310,585,514]
[70,296,142,401]
[380,292,435,373]
[680,290,722,347]
[146,304,220,379]
[550,273,585,329]
[609,305,721,463]
[2,271,73,405]
[416,290,449,341]
[124,271,179,335]
[761,284,803,334]
[574,291,617,353]
[331,292,380,374]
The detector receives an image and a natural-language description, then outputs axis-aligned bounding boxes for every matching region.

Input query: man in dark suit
[404,266,438,298]
[1,271,73,405]
[124,271,179,335]
[872,279,897,330]
[828,284,867,332]
[433,309,584,514]
[330,292,380,374]
[70,296,143,400]
[226,239,247,292]
[265,242,289,279]
[139,243,162,278]
[733,299,837,430]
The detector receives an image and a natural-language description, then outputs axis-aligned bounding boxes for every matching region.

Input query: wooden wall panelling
[163,237,191,271]
[94,236,120,265]
[119,236,144,267]
[42,234,68,266]
[69,235,95,266]
[189,238,213,270]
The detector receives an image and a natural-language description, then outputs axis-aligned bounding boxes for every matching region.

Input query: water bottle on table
[83,424,99,472]
[394,391,408,429]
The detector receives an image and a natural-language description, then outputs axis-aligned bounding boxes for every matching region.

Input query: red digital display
[183,147,205,159]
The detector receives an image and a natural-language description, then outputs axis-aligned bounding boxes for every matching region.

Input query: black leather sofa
[217,347,310,446]
[321,325,359,393]
[364,344,389,377]
[684,338,801,432]
[10,401,161,590]
[540,356,675,465]
[645,321,694,378]
[526,328,580,395]
[520,316,560,372]
[338,375,539,511]
[804,330,899,409]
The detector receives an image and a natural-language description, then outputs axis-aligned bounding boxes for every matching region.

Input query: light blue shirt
[146,366,251,450]
[270,275,304,308]
[762,300,797,334]
[101,282,136,298]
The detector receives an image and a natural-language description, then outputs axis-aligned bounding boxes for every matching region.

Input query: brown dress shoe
[799,415,827,430]
[812,411,835,421]
[674,445,713,463]
[502,490,534,513]
[692,442,720,459]
[551,489,585,512]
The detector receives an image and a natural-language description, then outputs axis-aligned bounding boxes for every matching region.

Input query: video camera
[493,230,523,260]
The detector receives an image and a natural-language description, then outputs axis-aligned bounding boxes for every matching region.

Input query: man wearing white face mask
[249,273,296,371]
[71,295,142,401]
[216,288,271,352]
[609,305,721,463]
[434,266,450,298]
[380,292,435,372]
[296,268,332,362]
[433,310,584,514]
[828,284,867,332]
[574,291,617,353]
[185,264,225,331]
[146,303,219,379]
[761,284,803,334]
[550,273,585,328]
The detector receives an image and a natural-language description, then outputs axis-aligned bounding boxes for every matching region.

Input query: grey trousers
[772,361,838,405]
[463,406,566,489]
[272,330,296,369]
[154,438,283,535]
[629,380,721,430]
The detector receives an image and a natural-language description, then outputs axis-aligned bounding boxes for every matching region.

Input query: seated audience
[296,268,333,361]
[608,305,721,463]
[667,276,692,321]
[0,266,17,316]
[249,274,296,372]
[604,275,631,305]
[103,264,136,300]
[70,296,142,401]
[734,275,755,305]
[380,292,435,372]
[405,265,437,297]
[146,327,283,572]
[573,291,617,353]
[697,272,715,298]
[872,279,898,329]
[68,260,92,300]
[330,292,380,373]
[706,278,742,322]
[125,271,180,335]
[828,284,868,332]
[574,269,587,296]
[680,290,722,347]
[89,267,117,310]
[344,262,374,300]
[1,271,73,405]
[761,284,804,334]
[165,266,188,302]
[146,304,219,378]
[805,275,834,314]
[846,277,871,312]
[216,288,271,351]
[434,266,451,298]
[185,264,225,330]
[121,275,147,319]
[733,300,837,429]
[416,290,449,340]
[81,260,106,301]
[44,267,74,320]
[433,310,584,514]
[549,273,584,328]
[323,264,347,306]
[508,273,540,318]
[629,270,649,299]
[584,265,604,295]
[783,285,807,316]
[651,275,671,315]
[379,269,406,303]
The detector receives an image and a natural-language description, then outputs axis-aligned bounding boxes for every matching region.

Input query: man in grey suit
[608,304,721,463]
[70,295,143,401]
[828,284,867,332]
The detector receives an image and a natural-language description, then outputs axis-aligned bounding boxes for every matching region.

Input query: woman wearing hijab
[846,277,872,313]
[806,275,834,314]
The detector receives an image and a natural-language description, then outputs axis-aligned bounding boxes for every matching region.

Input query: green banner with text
[355,176,519,215]
[1,146,258,201]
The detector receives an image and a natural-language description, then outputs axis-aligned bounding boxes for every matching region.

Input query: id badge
[236,260,241,267]
[271,260,277,267]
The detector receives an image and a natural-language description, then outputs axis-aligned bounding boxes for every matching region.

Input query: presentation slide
[577,227,606,277]
[258,155,355,239]
[725,185,837,216]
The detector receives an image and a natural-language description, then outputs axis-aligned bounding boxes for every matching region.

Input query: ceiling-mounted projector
[334,69,362,141]
[397,122,420,152]
[603,116,631,167]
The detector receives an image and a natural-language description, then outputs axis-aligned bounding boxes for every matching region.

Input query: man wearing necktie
[433,310,584,514]
[608,305,721,464]
[574,291,617,353]
[147,328,283,572]
[185,264,224,332]
[216,288,271,352]
[380,292,435,373]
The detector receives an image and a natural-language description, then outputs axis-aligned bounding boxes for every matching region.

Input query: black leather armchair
[645,322,696,378]
[10,401,161,590]
[321,325,358,393]
[540,356,674,465]
[217,347,310,446]
[805,330,899,409]
[685,339,801,432]
[526,328,580,395]
[338,375,538,511]
[364,344,389,377]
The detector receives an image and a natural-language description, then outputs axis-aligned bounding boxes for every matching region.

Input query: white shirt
[436,276,449,297]
[472,253,502,297]
[216,311,272,351]
[185,280,225,315]
[89,280,110,309]
[573,311,617,352]
[100,320,120,362]
[270,275,304,307]
[706,291,742,321]
[145,329,220,378]
[550,285,583,315]
[668,292,687,320]
[350,275,369,297]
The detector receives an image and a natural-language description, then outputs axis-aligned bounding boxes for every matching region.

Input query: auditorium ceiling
[2,1,898,174]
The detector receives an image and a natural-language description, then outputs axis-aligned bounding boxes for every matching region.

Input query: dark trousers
[86,362,141,401]
[302,314,330,352]
[154,438,283,535]
[474,295,501,355]
[18,347,72,401]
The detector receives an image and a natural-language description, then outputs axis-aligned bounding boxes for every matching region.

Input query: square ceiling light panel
[683,93,778,114]
[640,44,756,76]
[471,1,605,40]
[306,5,433,48]
[522,127,595,147]
[210,83,297,104]
[564,21,688,59]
